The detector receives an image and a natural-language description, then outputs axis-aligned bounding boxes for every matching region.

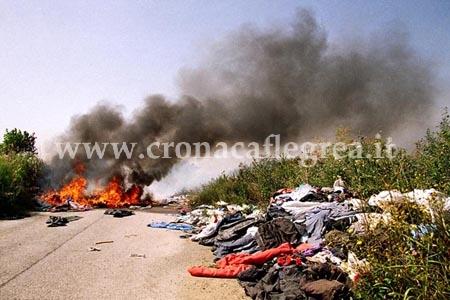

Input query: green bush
[306,132,416,199]
[0,152,42,215]
[190,156,309,208]
[190,172,249,207]
[0,128,42,216]
[414,108,450,195]
[349,200,450,299]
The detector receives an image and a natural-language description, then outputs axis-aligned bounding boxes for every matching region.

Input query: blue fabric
[410,224,437,239]
[148,221,195,231]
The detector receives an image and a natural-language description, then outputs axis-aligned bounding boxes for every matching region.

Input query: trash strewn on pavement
[46,215,83,227]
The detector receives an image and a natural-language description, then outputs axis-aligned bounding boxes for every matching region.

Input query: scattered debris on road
[95,240,114,245]
[130,253,146,258]
[46,215,82,227]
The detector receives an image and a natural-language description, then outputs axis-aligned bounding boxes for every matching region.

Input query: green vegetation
[415,108,450,194]
[0,129,42,217]
[0,128,38,154]
[189,108,450,299]
[348,200,450,299]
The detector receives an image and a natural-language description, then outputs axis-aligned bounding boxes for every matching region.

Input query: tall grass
[350,199,450,299]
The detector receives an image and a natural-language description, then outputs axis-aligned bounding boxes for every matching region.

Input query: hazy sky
[1,0,449,156]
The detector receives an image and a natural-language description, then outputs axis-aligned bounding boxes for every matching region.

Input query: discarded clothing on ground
[238,262,352,300]
[304,202,357,245]
[265,206,292,220]
[104,209,134,218]
[148,221,195,231]
[273,184,330,205]
[188,242,295,278]
[216,217,263,242]
[188,211,244,244]
[255,217,304,251]
[213,226,259,261]
[183,185,450,299]
[197,216,263,246]
[369,189,450,211]
[280,201,325,221]
[46,216,69,227]
[46,215,82,227]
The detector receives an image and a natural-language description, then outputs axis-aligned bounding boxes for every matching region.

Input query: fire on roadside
[41,162,146,208]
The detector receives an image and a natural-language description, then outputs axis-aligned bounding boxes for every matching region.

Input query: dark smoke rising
[47,9,435,188]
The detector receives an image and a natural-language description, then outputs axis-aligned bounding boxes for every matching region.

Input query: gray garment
[305,202,357,245]
[305,207,330,245]
[255,217,302,251]
[282,201,325,222]
[216,231,256,249]
[216,217,262,242]
[213,233,257,259]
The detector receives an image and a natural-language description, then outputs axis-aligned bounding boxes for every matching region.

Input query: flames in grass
[41,163,146,208]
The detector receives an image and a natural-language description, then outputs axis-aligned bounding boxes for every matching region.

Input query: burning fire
[91,176,143,208]
[41,162,145,208]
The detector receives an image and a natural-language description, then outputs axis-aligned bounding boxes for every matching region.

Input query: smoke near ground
[46,9,435,189]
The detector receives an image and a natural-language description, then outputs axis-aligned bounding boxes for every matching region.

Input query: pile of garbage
[149,184,450,299]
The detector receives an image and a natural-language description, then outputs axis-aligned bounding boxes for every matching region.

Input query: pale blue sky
[1,0,449,156]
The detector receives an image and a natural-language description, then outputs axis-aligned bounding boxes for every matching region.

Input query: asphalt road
[0,210,247,300]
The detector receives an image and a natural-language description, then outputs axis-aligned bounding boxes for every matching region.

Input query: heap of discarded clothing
[149,184,450,299]
[185,185,360,258]
[179,185,364,299]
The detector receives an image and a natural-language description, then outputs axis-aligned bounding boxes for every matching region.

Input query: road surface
[0,210,247,300]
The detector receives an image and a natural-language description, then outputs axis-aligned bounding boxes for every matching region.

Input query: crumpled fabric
[197,217,262,246]
[147,221,195,231]
[46,215,82,227]
[368,190,405,207]
[369,189,450,221]
[104,209,134,218]
[188,242,294,278]
[349,213,390,234]
[304,202,357,245]
[301,279,345,300]
[306,249,343,265]
[280,201,325,222]
[255,218,303,251]
[289,184,316,201]
[238,262,352,300]
[190,222,217,241]
[410,223,437,239]
[216,217,262,242]
[213,227,259,260]
[266,206,292,220]
[46,216,69,227]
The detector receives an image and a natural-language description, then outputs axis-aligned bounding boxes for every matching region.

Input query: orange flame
[41,163,144,208]
[91,177,142,208]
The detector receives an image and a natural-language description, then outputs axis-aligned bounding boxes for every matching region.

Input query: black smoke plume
[47,9,435,188]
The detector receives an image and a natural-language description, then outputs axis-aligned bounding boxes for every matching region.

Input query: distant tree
[0,128,37,154]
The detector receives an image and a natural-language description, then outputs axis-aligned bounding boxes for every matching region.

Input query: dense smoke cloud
[47,9,435,188]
